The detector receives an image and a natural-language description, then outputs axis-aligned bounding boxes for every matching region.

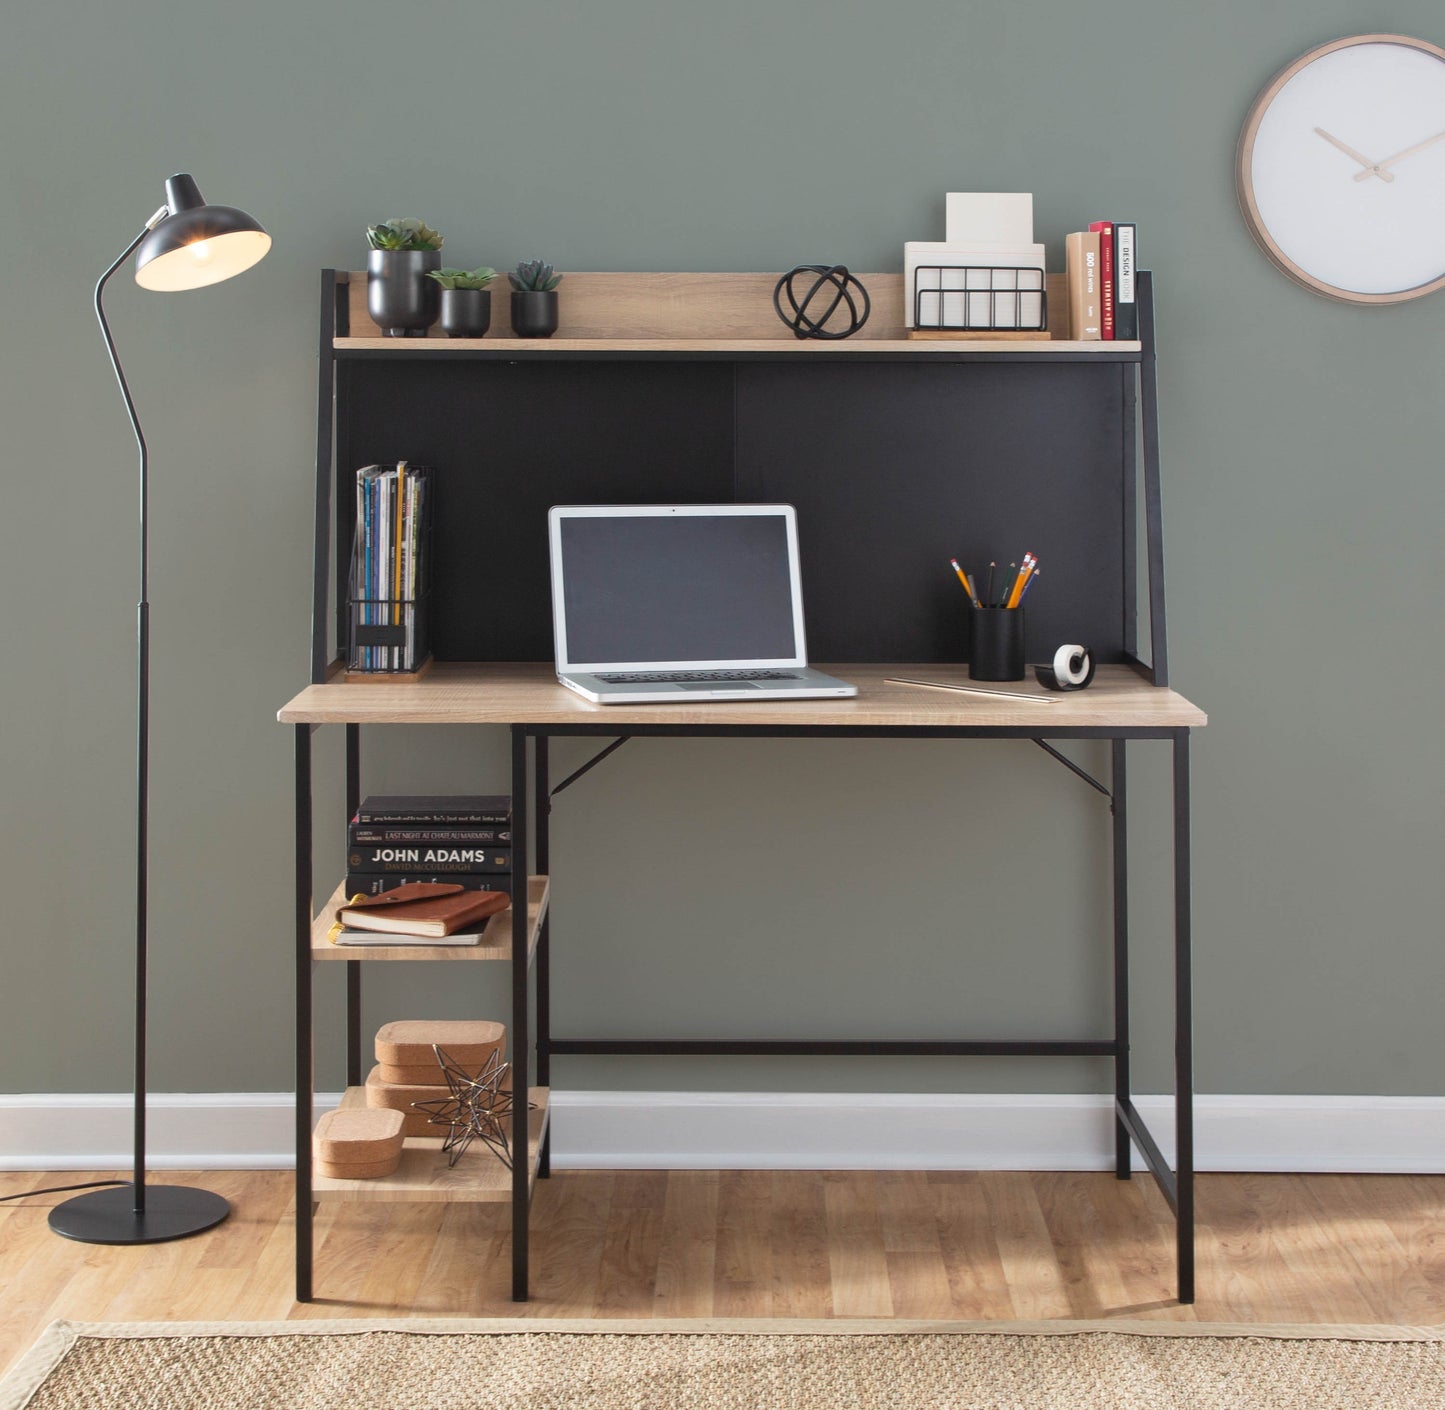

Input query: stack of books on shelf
[345,794,513,900]
[348,460,430,673]
[1064,221,1138,341]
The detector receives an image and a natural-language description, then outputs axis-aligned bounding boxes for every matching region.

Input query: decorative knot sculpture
[772,264,872,340]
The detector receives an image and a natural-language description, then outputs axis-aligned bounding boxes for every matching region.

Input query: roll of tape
[1034,644,1095,691]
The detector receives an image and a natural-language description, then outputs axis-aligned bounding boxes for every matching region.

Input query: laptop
[548,504,857,704]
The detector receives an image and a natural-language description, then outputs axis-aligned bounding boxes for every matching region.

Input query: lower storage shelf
[312,1085,550,1203]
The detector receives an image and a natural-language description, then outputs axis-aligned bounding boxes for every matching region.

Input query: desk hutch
[279,269,1206,1305]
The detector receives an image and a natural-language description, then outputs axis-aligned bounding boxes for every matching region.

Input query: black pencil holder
[969,606,1025,681]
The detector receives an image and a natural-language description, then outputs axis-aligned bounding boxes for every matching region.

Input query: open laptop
[548,504,857,704]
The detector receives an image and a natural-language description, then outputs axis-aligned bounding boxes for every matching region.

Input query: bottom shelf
[312,1085,550,1203]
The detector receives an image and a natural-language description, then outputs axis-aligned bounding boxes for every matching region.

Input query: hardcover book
[336,882,510,937]
[1065,231,1102,340]
[348,825,512,846]
[1089,221,1115,340]
[346,872,513,897]
[1114,223,1138,339]
[348,845,511,873]
[355,794,511,825]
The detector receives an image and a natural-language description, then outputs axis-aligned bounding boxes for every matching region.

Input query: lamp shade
[134,173,271,291]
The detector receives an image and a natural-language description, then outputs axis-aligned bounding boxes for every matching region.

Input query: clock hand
[1353,128,1445,180]
[1313,126,1395,182]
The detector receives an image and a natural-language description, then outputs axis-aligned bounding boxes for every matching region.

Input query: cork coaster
[313,1107,405,1163]
[375,1020,506,1072]
[316,1152,401,1180]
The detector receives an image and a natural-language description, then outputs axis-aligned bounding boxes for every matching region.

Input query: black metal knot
[772,264,871,340]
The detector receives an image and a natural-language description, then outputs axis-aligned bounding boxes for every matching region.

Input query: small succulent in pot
[426,266,498,338]
[366,217,446,252]
[426,266,497,290]
[508,259,563,292]
[508,259,563,338]
[366,219,446,337]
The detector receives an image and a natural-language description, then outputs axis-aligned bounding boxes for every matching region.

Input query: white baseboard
[0,1091,1440,1174]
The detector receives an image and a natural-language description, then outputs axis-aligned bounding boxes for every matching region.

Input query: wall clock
[1237,33,1445,303]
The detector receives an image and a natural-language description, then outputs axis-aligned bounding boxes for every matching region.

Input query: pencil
[949,558,978,606]
[1005,554,1035,609]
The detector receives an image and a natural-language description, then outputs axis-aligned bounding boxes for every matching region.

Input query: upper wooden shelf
[333,271,1143,358]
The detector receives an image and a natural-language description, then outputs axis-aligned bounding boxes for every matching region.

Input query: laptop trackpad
[676,681,760,691]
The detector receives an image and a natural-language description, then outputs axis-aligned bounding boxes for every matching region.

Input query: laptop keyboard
[595,669,802,683]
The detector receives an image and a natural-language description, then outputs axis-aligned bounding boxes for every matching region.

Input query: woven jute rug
[3,1318,1444,1410]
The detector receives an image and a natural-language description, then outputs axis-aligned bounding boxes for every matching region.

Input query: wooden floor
[2,1168,1441,1373]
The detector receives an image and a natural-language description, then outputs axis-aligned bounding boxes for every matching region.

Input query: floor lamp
[49,174,271,1245]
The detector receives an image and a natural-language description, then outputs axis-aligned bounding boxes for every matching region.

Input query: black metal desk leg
[535,736,551,1178]
[345,724,362,1086]
[510,725,531,1301]
[294,724,314,1302]
[1173,730,1195,1303]
[1112,738,1131,1179]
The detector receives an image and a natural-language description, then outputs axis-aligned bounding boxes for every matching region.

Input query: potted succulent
[366,218,445,337]
[426,266,497,338]
[508,259,563,338]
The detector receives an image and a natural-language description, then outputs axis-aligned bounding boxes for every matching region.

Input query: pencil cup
[969,606,1025,681]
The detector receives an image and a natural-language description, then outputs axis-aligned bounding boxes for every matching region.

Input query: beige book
[1065,231,1102,340]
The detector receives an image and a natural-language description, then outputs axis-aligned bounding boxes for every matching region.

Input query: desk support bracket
[1034,739,1112,801]
[548,737,631,807]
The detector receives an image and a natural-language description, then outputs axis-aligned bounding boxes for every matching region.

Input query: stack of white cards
[905,194,1046,331]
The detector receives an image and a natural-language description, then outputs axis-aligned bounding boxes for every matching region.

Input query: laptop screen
[550,506,805,669]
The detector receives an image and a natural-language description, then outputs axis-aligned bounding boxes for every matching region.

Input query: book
[331,927,487,947]
[1114,222,1138,339]
[337,884,511,937]
[1065,231,1102,340]
[348,825,512,846]
[346,872,512,898]
[348,845,511,873]
[355,794,510,825]
[1089,221,1115,340]
[350,463,429,672]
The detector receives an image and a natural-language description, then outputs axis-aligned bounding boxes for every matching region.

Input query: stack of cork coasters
[365,1019,507,1137]
[313,1108,405,1179]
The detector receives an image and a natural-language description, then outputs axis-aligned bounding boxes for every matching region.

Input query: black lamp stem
[95,229,154,1207]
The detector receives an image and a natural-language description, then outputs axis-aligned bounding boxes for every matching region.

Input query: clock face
[1238,35,1445,303]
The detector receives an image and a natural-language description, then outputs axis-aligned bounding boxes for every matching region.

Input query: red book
[1089,221,1116,340]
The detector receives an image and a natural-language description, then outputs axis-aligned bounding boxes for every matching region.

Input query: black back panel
[337,356,1129,664]
[735,362,1128,662]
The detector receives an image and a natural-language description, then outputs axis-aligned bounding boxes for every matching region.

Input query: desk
[280,662,1205,1304]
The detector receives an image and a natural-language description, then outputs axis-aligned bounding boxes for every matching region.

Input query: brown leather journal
[336,882,510,937]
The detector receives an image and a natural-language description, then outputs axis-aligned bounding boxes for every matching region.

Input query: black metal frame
[293,269,1192,1306]
[293,717,1194,1305]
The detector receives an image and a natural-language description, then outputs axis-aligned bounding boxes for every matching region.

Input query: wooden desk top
[278,663,1206,730]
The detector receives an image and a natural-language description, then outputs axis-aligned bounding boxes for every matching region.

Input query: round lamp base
[49,1184,230,1245]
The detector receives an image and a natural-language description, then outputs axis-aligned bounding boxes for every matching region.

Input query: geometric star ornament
[411,1044,529,1169]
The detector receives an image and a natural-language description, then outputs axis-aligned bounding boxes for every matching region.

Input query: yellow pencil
[1005,553,1035,608]
[949,557,978,606]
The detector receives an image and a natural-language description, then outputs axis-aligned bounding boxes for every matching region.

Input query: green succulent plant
[426,266,497,291]
[508,259,563,292]
[366,218,445,252]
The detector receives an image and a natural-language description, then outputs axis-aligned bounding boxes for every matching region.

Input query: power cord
[0,1179,127,1203]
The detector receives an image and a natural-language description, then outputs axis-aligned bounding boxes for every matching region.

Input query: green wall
[2,2,1441,1101]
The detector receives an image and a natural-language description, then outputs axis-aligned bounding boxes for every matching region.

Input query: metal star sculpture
[412,1044,526,1169]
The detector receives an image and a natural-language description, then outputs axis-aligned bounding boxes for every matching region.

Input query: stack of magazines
[349,461,430,672]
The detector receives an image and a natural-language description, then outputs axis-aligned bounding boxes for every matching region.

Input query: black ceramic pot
[439,287,492,338]
[367,249,441,337]
[510,289,559,338]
